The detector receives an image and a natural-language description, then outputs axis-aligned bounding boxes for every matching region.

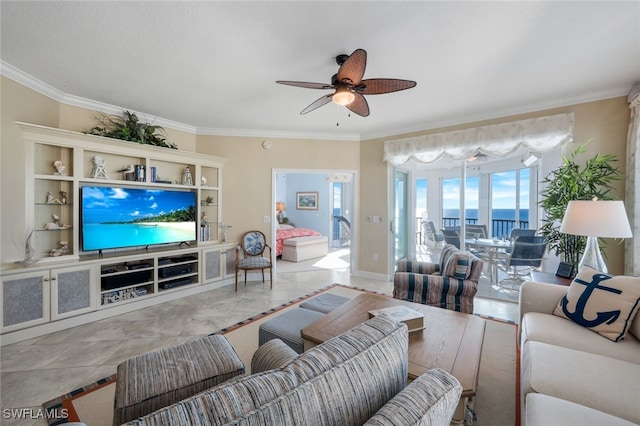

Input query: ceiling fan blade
[337,49,367,85]
[300,94,333,114]
[358,79,417,95]
[346,93,370,117]
[276,80,333,90]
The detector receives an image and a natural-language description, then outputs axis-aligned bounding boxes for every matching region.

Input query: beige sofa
[519,281,640,425]
[123,314,463,425]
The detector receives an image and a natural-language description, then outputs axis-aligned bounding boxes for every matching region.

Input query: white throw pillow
[553,266,640,342]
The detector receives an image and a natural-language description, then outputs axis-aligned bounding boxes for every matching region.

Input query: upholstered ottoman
[113,334,245,425]
[282,235,328,262]
[258,307,325,354]
[300,293,350,314]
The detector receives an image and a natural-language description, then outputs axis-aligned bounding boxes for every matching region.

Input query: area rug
[43,284,517,426]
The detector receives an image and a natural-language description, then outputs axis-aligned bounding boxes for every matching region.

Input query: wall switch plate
[264,216,271,223]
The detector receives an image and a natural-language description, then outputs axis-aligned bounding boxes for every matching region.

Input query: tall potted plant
[539,142,622,270]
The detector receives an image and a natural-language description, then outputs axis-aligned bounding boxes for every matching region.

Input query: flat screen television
[81,185,197,251]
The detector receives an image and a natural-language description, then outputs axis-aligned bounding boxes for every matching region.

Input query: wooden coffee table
[301,293,486,424]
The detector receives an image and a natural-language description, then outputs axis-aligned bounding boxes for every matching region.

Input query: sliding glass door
[490,168,530,238]
[394,169,409,262]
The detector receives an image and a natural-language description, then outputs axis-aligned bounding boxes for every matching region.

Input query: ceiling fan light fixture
[332,87,355,106]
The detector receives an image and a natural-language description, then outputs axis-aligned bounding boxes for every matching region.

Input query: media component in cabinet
[100,260,154,305]
[157,253,199,290]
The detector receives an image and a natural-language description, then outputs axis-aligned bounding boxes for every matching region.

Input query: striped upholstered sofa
[123,314,462,425]
[393,245,484,314]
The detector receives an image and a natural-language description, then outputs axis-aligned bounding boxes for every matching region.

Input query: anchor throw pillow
[553,266,640,342]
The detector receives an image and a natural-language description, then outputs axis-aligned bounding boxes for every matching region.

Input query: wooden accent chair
[393,245,483,314]
[235,230,272,291]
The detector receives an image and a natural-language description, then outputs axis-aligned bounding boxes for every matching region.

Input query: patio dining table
[465,238,512,283]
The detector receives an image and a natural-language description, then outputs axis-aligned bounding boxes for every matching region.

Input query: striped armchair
[393,245,484,314]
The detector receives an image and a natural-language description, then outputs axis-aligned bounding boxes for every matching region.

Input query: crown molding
[1,60,66,101]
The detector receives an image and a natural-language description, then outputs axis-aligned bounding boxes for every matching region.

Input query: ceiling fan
[276,49,416,117]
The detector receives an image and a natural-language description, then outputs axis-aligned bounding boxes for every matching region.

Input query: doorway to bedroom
[273,170,356,275]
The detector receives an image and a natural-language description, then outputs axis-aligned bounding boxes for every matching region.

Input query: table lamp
[560,199,632,273]
[276,202,286,223]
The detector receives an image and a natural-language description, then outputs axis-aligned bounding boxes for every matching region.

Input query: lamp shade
[276,202,286,212]
[560,200,632,238]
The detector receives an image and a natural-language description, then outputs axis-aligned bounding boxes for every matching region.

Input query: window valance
[383,113,574,166]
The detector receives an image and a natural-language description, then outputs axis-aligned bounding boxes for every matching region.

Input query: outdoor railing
[442,217,529,238]
[416,217,530,241]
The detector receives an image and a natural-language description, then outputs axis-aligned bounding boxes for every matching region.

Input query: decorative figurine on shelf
[45,214,61,229]
[90,156,109,179]
[20,229,39,265]
[46,191,66,204]
[49,240,69,257]
[53,160,66,175]
[45,214,70,230]
[219,223,232,243]
[201,176,207,186]
[181,166,193,185]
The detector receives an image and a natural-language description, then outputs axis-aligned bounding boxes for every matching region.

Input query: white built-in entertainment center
[0,123,238,345]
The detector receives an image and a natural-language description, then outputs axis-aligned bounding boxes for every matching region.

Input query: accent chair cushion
[553,266,640,342]
[442,252,473,279]
[243,231,265,255]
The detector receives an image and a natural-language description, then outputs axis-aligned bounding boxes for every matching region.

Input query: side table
[530,271,571,286]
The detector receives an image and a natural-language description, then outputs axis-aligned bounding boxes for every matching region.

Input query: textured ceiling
[1,1,639,140]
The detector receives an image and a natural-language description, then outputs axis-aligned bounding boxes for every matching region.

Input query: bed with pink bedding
[276,226,321,256]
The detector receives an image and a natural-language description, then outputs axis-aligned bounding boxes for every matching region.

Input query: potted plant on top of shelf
[85,110,178,149]
[538,141,622,274]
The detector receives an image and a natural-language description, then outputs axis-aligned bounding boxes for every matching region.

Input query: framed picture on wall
[296,192,318,210]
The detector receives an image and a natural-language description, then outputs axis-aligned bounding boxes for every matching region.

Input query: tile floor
[0,266,518,426]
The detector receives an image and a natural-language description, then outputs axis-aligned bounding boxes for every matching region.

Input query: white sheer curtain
[625,84,640,276]
[383,113,574,165]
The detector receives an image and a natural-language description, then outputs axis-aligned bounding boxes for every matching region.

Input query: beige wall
[359,96,630,276]
[1,74,631,275]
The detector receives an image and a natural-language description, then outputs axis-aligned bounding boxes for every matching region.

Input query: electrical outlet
[372,253,379,262]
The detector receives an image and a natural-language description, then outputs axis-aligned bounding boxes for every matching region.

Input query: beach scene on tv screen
[81,186,196,251]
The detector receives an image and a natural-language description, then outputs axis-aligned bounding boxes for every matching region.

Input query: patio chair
[495,236,547,290]
[441,229,461,249]
[465,224,488,239]
[509,228,536,239]
[423,220,445,247]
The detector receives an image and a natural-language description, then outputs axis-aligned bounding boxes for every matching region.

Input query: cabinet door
[1,271,50,332]
[50,265,96,320]
[223,246,238,279]
[202,248,223,283]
